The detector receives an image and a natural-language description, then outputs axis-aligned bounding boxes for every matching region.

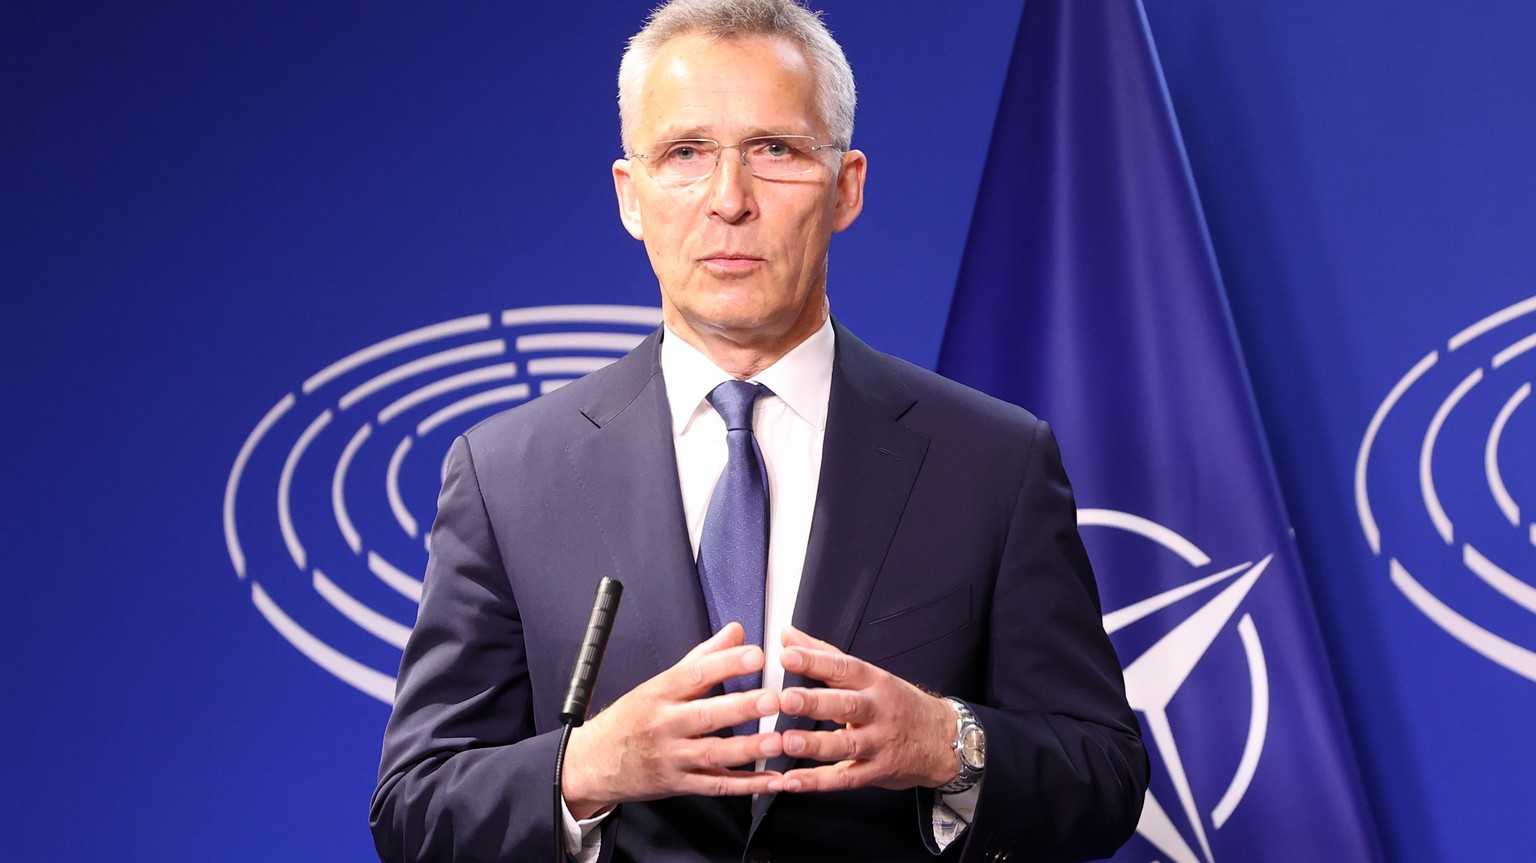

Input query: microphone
[560,576,624,726]
[554,577,622,863]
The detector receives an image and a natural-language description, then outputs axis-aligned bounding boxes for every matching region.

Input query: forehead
[635,33,821,141]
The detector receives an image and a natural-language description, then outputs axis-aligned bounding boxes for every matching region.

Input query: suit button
[984,851,1009,862]
[745,849,771,863]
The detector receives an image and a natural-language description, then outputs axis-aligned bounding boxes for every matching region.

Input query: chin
[685,294,787,333]
[701,311,789,340]
[668,284,817,344]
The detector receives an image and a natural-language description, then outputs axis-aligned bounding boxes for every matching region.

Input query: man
[371,1,1147,860]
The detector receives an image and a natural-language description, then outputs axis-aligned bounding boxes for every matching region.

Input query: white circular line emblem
[223,305,663,701]
[1355,294,1536,682]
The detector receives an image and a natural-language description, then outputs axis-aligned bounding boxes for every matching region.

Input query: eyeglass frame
[626,135,845,184]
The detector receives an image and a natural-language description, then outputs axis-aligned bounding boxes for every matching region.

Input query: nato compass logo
[1081,509,1273,863]
[223,305,662,702]
[1356,294,1536,683]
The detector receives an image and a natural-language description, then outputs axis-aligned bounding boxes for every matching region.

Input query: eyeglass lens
[645,136,828,181]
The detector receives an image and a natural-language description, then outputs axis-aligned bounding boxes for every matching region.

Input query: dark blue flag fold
[936,2,1384,861]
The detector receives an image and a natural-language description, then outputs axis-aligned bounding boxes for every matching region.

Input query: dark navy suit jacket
[371,322,1147,862]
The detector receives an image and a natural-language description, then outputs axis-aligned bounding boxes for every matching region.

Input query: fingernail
[761,736,782,757]
[785,778,802,792]
[757,692,776,712]
[784,735,804,755]
[767,779,783,793]
[782,691,802,712]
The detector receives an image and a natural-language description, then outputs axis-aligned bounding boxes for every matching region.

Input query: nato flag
[936,2,1385,861]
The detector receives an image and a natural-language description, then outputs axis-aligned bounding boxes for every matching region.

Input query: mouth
[699,254,766,274]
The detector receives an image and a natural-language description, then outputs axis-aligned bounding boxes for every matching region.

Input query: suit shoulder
[871,349,1044,433]
[460,345,655,453]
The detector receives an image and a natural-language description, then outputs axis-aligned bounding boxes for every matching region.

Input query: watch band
[936,696,985,795]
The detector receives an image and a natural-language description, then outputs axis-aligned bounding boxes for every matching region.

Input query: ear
[613,158,645,240]
[831,149,867,233]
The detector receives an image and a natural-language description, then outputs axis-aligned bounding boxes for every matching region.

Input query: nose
[707,146,755,224]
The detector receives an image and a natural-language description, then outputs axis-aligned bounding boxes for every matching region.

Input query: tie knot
[707,379,766,430]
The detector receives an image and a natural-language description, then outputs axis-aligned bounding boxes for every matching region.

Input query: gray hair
[618,0,857,154]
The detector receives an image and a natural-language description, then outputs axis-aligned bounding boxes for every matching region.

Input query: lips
[699,253,766,273]
[700,253,764,263]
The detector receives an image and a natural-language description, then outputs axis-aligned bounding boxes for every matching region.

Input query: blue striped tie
[697,379,770,736]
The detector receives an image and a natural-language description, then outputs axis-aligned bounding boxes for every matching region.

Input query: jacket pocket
[849,584,972,662]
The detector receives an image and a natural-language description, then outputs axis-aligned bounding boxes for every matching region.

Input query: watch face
[960,725,986,770]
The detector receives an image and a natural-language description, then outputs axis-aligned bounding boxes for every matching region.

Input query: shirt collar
[660,315,835,435]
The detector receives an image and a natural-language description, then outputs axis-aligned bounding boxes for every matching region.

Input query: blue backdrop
[5,1,1533,860]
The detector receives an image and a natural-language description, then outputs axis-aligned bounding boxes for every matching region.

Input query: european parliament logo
[1356,294,1536,683]
[223,305,662,701]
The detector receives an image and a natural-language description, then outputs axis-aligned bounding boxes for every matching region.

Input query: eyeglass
[629,135,843,183]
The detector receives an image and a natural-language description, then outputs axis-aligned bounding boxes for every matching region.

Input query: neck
[666,300,828,379]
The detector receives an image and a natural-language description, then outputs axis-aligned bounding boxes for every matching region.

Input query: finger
[676,769,786,798]
[780,645,872,688]
[670,688,781,737]
[687,644,766,692]
[677,729,786,770]
[683,621,745,661]
[779,687,873,725]
[665,642,765,699]
[778,761,879,794]
[780,727,866,763]
[780,624,838,652]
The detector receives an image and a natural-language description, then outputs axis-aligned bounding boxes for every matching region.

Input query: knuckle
[844,730,861,761]
[832,655,851,680]
[862,695,883,724]
[733,690,758,719]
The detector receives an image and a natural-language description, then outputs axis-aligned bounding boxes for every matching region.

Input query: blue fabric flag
[936,2,1385,861]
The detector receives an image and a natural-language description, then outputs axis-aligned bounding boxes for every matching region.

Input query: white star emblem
[1081,509,1273,863]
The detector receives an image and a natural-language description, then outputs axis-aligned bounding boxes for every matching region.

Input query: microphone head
[559,577,624,726]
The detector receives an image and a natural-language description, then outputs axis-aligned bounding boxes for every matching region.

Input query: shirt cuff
[560,795,611,863]
[931,780,981,851]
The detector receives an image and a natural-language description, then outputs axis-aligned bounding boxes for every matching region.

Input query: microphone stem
[554,722,575,863]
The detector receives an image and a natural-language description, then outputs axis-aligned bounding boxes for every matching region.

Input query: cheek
[641,209,699,258]
[639,222,684,267]
[790,212,834,261]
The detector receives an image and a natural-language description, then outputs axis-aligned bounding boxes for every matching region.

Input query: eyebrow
[649,125,814,143]
[650,126,709,142]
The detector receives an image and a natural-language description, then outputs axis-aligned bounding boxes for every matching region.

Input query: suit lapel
[754,323,931,824]
[565,331,714,678]
[790,324,929,657]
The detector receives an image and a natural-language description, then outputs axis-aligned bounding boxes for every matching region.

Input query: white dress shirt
[662,317,832,730]
[565,317,973,859]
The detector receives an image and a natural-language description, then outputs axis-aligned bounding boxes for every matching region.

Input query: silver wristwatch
[936,696,986,794]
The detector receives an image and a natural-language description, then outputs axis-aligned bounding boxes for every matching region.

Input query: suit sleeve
[369,435,616,863]
[945,420,1149,862]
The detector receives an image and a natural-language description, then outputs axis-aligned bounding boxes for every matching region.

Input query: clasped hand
[561,623,958,819]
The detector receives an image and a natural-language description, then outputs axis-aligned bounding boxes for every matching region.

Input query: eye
[752,138,796,159]
[659,141,710,162]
